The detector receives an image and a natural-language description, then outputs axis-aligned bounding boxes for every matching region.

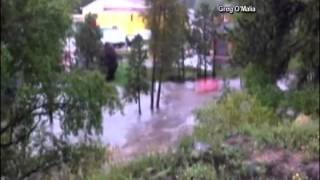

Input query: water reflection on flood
[102,80,229,159]
[101,85,165,146]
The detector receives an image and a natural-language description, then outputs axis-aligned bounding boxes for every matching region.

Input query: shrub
[195,92,278,145]
[67,144,107,178]
[253,85,284,109]
[241,120,320,157]
[178,136,194,154]
[41,144,108,180]
[242,64,273,88]
[103,154,180,179]
[242,64,319,115]
[242,64,284,109]
[177,163,217,180]
[281,86,320,115]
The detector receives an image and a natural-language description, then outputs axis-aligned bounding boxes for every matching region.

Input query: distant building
[79,0,149,44]
[72,14,85,23]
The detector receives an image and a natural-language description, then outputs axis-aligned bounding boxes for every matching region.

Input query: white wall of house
[81,0,145,15]
[81,0,105,15]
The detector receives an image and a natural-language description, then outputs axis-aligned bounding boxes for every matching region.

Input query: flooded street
[43,78,241,161]
[102,81,225,161]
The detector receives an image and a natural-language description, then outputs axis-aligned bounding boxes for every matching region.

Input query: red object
[195,78,220,93]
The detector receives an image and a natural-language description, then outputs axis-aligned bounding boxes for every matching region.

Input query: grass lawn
[113,60,128,87]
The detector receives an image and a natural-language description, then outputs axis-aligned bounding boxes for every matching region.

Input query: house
[80,0,149,44]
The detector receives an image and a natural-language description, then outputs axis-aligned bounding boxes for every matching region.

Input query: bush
[194,90,319,177]
[103,154,180,179]
[243,63,319,116]
[195,92,278,146]
[178,136,194,154]
[177,163,217,180]
[242,64,273,88]
[67,144,107,179]
[253,85,284,109]
[195,89,319,155]
[242,64,284,109]
[281,86,320,115]
[241,120,319,157]
[38,144,108,180]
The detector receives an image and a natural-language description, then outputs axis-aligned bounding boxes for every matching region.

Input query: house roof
[81,0,146,13]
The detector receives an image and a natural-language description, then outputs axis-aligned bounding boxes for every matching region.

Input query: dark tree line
[230,0,319,87]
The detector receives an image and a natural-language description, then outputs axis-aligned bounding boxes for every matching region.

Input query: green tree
[230,0,303,82]
[190,2,222,78]
[189,25,203,77]
[1,0,120,179]
[75,13,102,69]
[156,0,186,108]
[295,0,319,87]
[195,0,219,9]
[211,8,220,77]
[193,2,214,78]
[145,0,160,111]
[146,0,186,109]
[175,4,189,81]
[124,35,149,115]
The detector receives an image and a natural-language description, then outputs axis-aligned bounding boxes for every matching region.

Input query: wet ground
[103,81,224,161]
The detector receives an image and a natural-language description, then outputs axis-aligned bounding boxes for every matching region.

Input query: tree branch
[18,159,62,180]
[1,99,40,135]
[1,118,41,148]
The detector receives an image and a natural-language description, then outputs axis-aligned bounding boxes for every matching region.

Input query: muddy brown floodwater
[102,81,227,161]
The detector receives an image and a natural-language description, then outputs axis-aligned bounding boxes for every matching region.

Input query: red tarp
[195,78,221,93]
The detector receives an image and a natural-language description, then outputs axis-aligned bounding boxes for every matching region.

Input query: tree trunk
[156,65,163,109]
[181,47,185,81]
[204,54,207,78]
[150,4,162,111]
[212,56,216,77]
[212,36,216,77]
[212,57,216,77]
[137,68,142,115]
[314,68,319,85]
[177,59,181,81]
[138,90,141,115]
[203,23,207,78]
[156,78,162,109]
[297,71,307,89]
[150,54,156,111]
[86,56,90,69]
[197,51,202,78]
